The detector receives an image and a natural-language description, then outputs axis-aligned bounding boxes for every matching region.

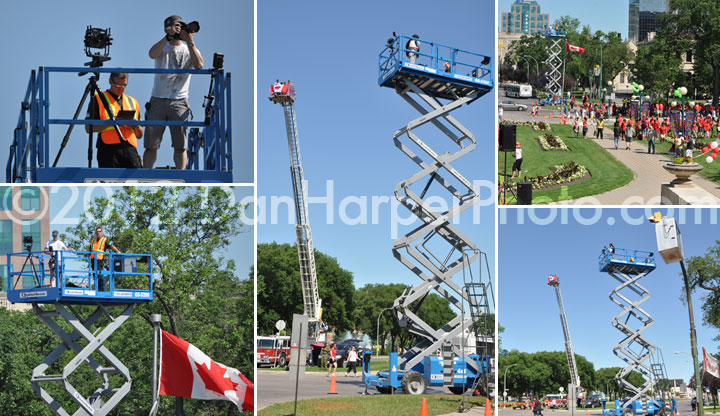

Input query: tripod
[52,66,126,168]
[500,150,517,204]
[15,246,42,289]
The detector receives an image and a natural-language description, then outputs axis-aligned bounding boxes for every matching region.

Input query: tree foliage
[257,242,355,335]
[0,187,253,415]
[685,240,720,341]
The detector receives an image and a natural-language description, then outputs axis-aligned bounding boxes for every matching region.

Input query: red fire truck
[256,335,291,367]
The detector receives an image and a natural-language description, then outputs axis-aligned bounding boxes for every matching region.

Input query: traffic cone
[328,373,338,394]
[588,411,591,416]
[420,397,429,416]
[484,398,493,416]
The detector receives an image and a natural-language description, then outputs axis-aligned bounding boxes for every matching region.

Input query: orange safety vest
[96,91,139,148]
[90,236,108,260]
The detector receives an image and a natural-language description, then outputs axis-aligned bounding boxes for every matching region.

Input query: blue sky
[46,186,254,279]
[498,0,628,37]
[0,0,253,182]
[256,0,496,296]
[499,208,719,381]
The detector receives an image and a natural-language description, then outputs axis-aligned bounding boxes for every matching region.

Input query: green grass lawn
[499,124,634,204]
[259,394,489,416]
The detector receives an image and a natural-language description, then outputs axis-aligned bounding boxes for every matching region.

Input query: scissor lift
[6,250,152,415]
[7,66,233,183]
[541,27,566,98]
[376,35,494,400]
[598,247,670,416]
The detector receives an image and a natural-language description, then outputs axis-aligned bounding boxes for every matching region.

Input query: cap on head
[52,230,59,237]
[164,15,183,29]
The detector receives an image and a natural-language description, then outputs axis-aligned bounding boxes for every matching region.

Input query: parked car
[585,395,603,408]
[513,398,530,409]
[334,342,360,368]
[499,100,528,111]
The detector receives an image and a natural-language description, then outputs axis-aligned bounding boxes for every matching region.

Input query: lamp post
[376,307,393,356]
[679,86,688,136]
[504,363,518,406]
[524,55,539,78]
[606,379,612,401]
[522,56,531,81]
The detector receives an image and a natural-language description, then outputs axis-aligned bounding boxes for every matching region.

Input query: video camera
[84,26,112,68]
[23,235,33,252]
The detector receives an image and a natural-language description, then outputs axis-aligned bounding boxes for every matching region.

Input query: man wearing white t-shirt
[45,230,74,287]
[144,15,204,170]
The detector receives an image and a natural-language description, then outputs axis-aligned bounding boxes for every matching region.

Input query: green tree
[60,187,252,416]
[257,242,355,335]
[684,240,720,335]
[632,37,687,100]
[664,0,720,106]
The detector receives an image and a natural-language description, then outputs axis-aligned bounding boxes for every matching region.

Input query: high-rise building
[629,0,669,43]
[501,0,550,35]
[0,187,50,310]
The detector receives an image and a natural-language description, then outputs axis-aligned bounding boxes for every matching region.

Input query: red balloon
[703,147,709,154]
[713,153,718,160]
[714,148,720,154]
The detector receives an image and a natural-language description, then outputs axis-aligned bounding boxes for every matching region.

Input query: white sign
[114,291,132,297]
[20,290,47,298]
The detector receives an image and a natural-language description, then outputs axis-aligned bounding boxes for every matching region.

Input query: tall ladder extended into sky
[547,275,581,392]
[599,246,666,412]
[269,82,322,331]
[377,35,494,400]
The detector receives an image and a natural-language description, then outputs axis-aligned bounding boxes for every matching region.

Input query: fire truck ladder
[548,276,581,390]
[269,85,322,330]
[542,27,567,98]
[375,35,492,397]
[599,247,662,412]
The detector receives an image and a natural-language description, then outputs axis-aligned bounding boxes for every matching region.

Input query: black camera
[23,235,33,251]
[84,26,112,68]
[172,20,200,39]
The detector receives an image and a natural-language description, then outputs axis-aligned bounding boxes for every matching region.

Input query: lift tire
[659,408,672,416]
[622,408,634,416]
[401,371,427,395]
[376,386,395,394]
[448,386,469,395]
[278,353,287,368]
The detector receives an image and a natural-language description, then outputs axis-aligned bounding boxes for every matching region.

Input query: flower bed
[528,161,590,190]
[531,121,552,131]
[537,133,569,151]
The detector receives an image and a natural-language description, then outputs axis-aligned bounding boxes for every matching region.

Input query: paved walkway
[501,111,720,204]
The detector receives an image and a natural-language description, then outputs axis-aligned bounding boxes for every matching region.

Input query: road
[257,370,449,410]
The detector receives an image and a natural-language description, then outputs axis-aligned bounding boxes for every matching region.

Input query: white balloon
[711,141,719,150]
[707,156,714,164]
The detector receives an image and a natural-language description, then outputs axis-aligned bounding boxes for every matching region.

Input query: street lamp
[504,363,518,406]
[638,85,645,102]
[376,307,393,356]
[679,87,688,137]
[524,55,539,77]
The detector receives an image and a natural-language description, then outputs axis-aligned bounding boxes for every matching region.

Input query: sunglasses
[111,81,128,88]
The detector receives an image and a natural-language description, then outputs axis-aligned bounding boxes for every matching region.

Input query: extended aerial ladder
[547,274,581,402]
[6,249,153,415]
[269,82,322,337]
[363,35,494,404]
[598,247,671,416]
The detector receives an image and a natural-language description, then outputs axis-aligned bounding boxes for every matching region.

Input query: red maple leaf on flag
[196,359,239,396]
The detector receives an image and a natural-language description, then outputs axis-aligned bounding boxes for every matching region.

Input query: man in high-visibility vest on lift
[85,72,144,168]
[89,226,122,291]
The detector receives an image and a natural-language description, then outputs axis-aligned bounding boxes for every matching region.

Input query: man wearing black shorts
[510,142,523,179]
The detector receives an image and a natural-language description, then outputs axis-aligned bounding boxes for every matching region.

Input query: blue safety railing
[378,35,493,93]
[541,27,567,37]
[7,67,233,183]
[6,250,153,304]
[598,247,656,273]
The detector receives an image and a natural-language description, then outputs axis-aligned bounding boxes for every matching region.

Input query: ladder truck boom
[269,81,322,324]
[547,275,581,388]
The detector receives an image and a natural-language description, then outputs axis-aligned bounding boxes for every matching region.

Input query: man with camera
[85,73,144,168]
[45,230,74,287]
[144,15,204,170]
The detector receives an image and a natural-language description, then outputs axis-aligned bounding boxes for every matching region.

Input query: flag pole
[149,314,162,416]
[561,42,567,107]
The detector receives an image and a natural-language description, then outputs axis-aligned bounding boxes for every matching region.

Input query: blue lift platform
[7,250,153,414]
[7,67,233,183]
[378,35,493,102]
[7,250,153,304]
[598,247,656,274]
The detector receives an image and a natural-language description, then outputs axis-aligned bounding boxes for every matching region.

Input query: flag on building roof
[159,330,254,412]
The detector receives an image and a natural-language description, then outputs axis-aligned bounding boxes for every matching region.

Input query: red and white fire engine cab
[256,335,291,367]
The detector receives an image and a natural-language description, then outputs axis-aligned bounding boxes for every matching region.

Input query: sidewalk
[439,405,487,415]
[574,125,720,204]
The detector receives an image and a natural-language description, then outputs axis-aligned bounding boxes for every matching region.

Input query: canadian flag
[159,330,254,412]
[566,42,585,54]
[703,346,720,379]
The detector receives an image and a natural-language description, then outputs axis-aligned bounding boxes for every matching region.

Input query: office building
[501,0,550,35]
[629,0,669,43]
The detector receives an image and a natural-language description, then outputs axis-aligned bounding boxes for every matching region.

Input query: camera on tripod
[84,26,112,68]
[23,235,33,252]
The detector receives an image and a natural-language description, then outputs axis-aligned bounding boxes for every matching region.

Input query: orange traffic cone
[484,398,493,416]
[328,373,338,394]
[420,397,429,416]
[588,411,591,416]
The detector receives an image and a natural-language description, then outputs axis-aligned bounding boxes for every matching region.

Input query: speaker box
[499,124,516,152]
[517,182,533,205]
